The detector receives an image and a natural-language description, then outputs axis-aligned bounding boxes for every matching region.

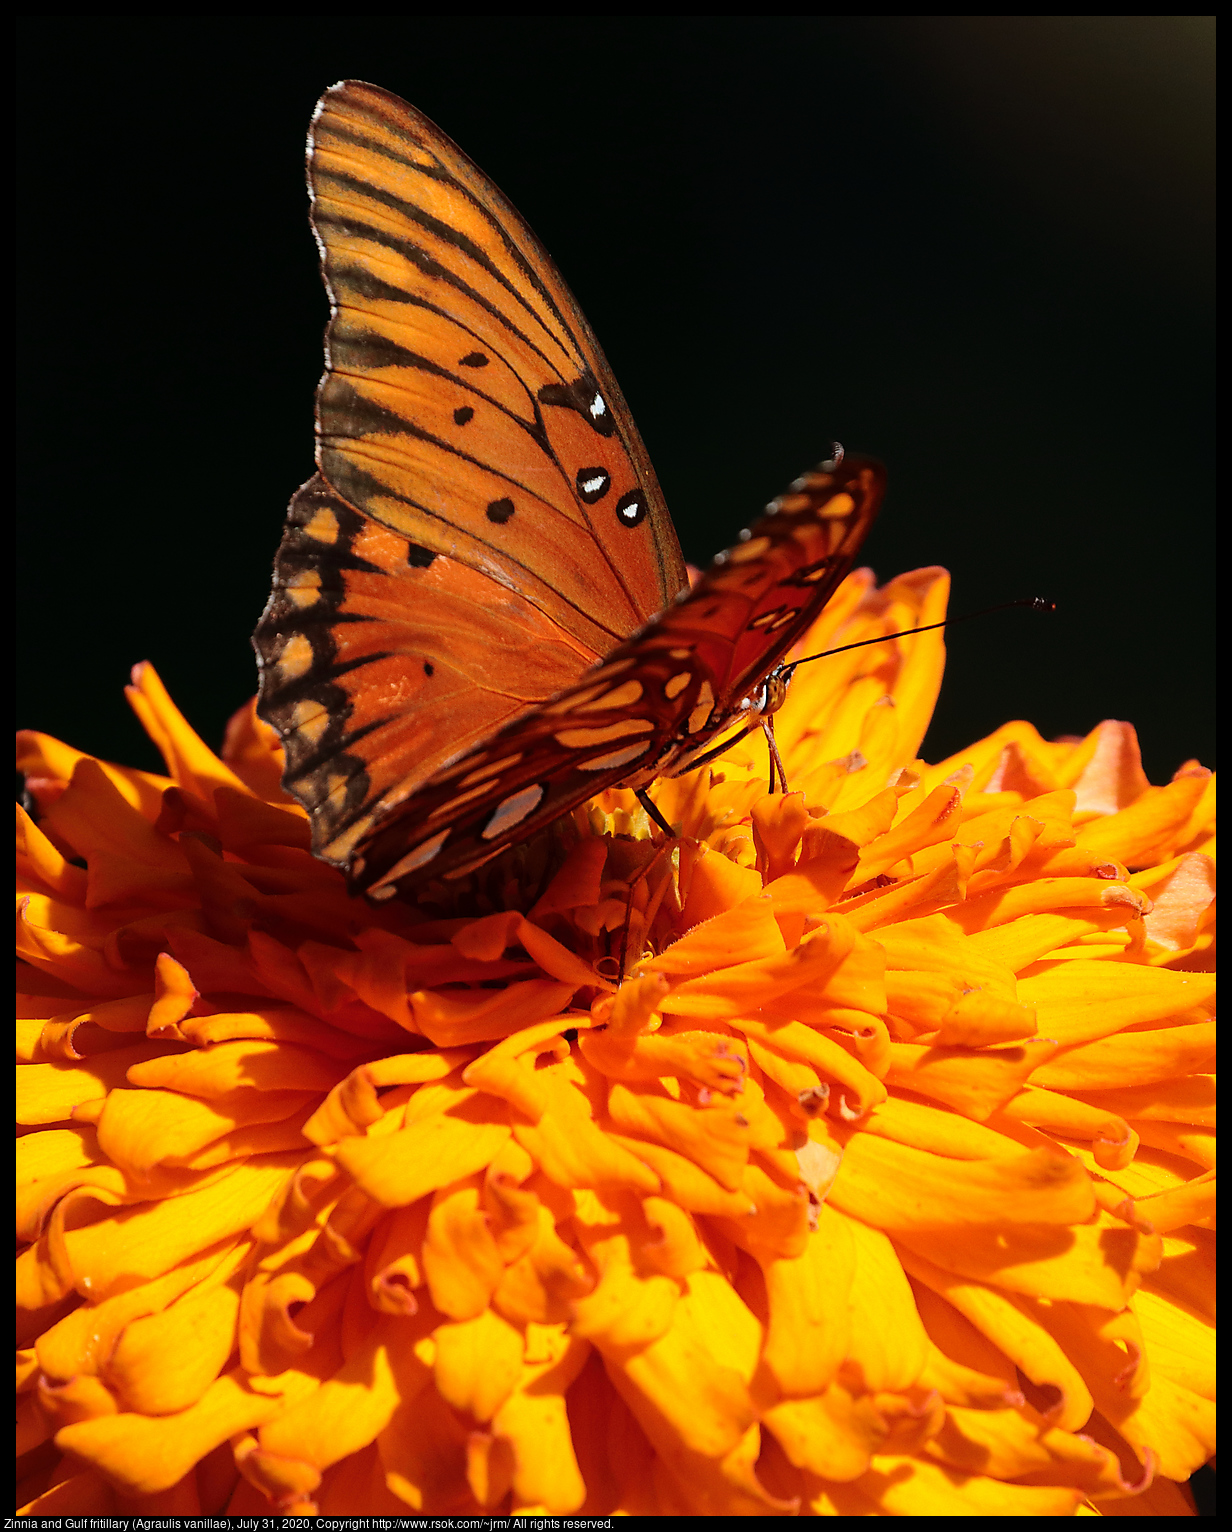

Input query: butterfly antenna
[782,596,1055,681]
[670,596,1054,782]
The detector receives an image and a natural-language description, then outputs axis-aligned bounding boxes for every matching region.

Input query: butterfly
[255,81,885,901]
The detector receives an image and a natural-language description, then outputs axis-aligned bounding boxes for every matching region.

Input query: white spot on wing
[370,828,451,888]
[687,679,716,734]
[579,744,650,772]
[590,393,606,417]
[482,784,545,840]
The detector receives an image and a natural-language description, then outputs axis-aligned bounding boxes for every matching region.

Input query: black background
[17,17,1214,784]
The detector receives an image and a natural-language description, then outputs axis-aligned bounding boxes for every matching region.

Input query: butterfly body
[255,82,884,899]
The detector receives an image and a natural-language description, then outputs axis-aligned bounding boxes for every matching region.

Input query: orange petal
[884,1038,1060,1120]
[1076,772,1211,866]
[411,979,576,1046]
[125,663,252,808]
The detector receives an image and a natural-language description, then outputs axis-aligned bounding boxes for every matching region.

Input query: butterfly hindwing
[351,455,884,897]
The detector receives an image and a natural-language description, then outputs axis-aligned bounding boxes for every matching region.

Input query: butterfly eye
[615,489,646,528]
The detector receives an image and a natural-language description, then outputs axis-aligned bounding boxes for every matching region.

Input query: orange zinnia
[16,567,1214,1515]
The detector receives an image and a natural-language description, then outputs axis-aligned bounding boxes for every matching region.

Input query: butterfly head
[740,667,791,721]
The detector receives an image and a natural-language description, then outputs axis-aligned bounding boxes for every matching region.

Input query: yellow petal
[104,1273,242,1414]
[1017,961,1214,1045]
[433,1306,524,1420]
[838,1213,930,1392]
[897,1248,1094,1431]
[421,1179,506,1319]
[36,1239,247,1382]
[58,1153,303,1301]
[55,1368,281,1496]
[606,1080,750,1189]
[125,662,252,807]
[854,1453,1084,1514]
[261,1309,430,1477]
[17,1040,179,1126]
[1029,1021,1215,1091]
[755,1202,853,1398]
[1075,772,1211,865]
[97,1086,317,1173]
[490,1332,591,1512]
[608,1322,755,1459]
[763,1382,889,1481]
[335,1108,510,1207]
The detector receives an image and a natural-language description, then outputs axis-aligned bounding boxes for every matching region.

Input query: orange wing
[351,454,884,899]
[256,82,687,868]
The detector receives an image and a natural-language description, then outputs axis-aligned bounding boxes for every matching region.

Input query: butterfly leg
[634,787,675,837]
[617,838,676,981]
[762,717,790,794]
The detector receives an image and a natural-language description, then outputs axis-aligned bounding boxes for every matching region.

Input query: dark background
[17,16,1214,783]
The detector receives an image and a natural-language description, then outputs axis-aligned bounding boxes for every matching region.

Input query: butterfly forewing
[351,456,884,898]
[256,81,687,867]
[308,81,686,634]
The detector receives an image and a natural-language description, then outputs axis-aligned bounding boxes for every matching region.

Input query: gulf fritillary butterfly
[255,81,885,901]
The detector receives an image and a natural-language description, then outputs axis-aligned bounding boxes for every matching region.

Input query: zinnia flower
[16,566,1214,1516]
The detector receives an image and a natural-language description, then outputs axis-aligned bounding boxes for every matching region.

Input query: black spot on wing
[537,370,615,438]
[576,467,611,504]
[486,498,515,524]
[615,489,647,527]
